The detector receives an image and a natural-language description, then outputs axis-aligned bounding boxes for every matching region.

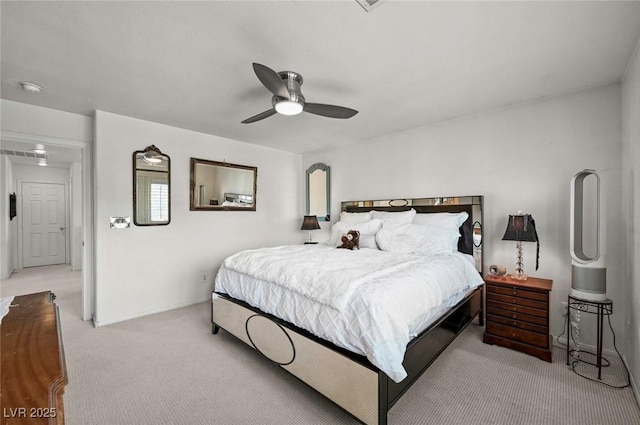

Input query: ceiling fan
[241,63,358,124]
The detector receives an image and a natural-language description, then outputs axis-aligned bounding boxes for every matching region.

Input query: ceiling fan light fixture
[275,100,303,116]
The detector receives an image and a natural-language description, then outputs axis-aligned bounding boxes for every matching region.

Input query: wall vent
[356,0,387,13]
[0,149,47,159]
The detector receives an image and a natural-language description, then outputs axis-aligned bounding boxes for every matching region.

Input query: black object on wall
[9,193,16,220]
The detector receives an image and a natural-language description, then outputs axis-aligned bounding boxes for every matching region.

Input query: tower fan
[570,169,606,301]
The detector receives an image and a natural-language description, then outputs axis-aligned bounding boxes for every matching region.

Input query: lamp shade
[301,215,321,231]
[502,214,538,242]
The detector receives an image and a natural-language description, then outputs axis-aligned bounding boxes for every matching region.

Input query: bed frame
[211,196,484,425]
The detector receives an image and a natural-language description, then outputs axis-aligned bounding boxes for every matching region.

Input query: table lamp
[301,215,320,244]
[502,211,540,280]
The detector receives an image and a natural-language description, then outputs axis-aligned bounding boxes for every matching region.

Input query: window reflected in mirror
[306,163,330,221]
[133,145,170,226]
[190,158,257,211]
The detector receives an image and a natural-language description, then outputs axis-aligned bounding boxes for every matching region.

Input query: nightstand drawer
[486,299,547,318]
[486,284,548,302]
[486,305,548,326]
[486,322,548,348]
[486,292,548,310]
[487,314,548,334]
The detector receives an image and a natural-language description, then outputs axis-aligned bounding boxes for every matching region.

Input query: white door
[22,182,67,267]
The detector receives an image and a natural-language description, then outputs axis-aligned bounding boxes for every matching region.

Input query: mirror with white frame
[190,158,257,211]
[306,163,330,221]
[133,145,170,226]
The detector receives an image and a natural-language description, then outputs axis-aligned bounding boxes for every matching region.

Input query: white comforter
[214,244,483,383]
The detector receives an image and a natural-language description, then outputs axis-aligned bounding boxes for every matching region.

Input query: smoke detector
[20,81,43,94]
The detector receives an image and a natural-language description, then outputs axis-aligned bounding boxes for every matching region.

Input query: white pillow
[329,219,383,246]
[412,211,469,230]
[370,208,416,225]
[375,223,460,255]
[339,211,372,224]
[357,234,379,250]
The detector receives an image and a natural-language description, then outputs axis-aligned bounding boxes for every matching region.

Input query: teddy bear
[337,230,360,250]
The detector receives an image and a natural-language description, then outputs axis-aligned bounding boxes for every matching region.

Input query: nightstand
[483,274,553,362]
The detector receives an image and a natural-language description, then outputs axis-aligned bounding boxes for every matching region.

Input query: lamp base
[509,273,528,281]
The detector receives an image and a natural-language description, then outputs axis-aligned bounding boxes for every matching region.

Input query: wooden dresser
[1,291,68,424]
[483,275,553,362]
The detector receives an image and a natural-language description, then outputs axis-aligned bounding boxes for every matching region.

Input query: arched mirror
[133,145,170,226]
[190,158,257,211]
[306,163,330,221]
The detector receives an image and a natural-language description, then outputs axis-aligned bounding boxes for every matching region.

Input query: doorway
[1,131,94,322]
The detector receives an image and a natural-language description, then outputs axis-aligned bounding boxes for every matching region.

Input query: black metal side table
[565,295,613,380]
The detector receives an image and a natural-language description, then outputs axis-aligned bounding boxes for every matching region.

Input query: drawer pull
[512,298,516,303]
[513,314,517,318]
[513,307,517,311]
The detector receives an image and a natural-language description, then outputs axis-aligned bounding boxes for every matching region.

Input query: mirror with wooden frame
[133,145,170,226]
[190,158,257,211]
[306,162,330,221]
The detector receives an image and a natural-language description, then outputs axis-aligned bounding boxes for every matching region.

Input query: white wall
[70,162,83,270]
[0,156,16,279]
[93,111,302,326]
[1,99,93,142]
[622,37,640,404]
[304,83,623,352]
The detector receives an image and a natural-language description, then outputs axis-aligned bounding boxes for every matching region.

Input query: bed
[211,196,484,425]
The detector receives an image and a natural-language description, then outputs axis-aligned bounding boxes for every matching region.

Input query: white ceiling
[2,1,640,156]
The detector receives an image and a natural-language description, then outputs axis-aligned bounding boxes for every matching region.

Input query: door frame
[1,130,94,322]
[19,180,69,268]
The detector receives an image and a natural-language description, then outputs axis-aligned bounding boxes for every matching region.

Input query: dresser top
[484,274,553,291]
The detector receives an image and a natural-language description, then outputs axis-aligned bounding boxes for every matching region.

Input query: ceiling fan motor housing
[272,71,305,109]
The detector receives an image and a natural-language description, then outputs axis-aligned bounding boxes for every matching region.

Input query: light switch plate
[110,216,131,229]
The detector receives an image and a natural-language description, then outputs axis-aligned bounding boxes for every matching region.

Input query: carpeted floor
[2,265,639,424]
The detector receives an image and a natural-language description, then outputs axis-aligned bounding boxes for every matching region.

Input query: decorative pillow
[339,211,372,224]
[337,230,360,250]
[328,219,383,246]
[375,223,460,255]
[412,211,469,230]
[369,208,416,226]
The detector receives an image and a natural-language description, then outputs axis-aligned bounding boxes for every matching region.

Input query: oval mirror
[306,163,330,221]
[133,145,170,226]
[472,221,482,247]
[190,158,257,211]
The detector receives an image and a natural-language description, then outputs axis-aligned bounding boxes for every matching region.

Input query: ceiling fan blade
[241,108,277,124]
[252,63,290,99]
[304,103,358,119]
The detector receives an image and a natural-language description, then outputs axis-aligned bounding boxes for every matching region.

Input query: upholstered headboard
[341,196,483,273]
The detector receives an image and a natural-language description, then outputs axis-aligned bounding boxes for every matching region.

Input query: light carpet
[2,265,639,424]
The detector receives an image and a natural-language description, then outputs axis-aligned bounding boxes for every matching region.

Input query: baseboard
[94,298,206,327]
[0,268,17,280]
[553,335,619,358]
[621,353,640,408]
